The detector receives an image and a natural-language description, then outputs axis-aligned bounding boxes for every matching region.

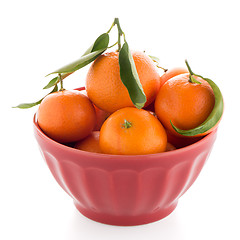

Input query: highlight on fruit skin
[99,107,167,155]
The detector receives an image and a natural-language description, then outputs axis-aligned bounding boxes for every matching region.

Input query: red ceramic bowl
[33,114,217,226]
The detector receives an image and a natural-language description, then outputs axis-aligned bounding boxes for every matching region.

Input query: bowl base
[74,201,178,226]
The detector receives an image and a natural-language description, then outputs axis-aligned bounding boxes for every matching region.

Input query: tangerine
[37,90,96,143]
[99,107,167,155]
[86,51,160,113]
[74,131,102,153]
[155,73,215,137]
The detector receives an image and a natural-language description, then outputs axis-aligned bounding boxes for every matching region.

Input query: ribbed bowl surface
[33,115,217,226]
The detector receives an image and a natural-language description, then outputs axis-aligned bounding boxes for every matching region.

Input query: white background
[1,0,239,239]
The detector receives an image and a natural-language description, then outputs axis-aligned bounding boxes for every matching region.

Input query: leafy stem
[185,60,201,84]
[107,41,118,49]
[14,18,145,110]
[113,18,126,51]
[58,74,64,91]
[156,65,168,72]
[43,72,72,90]
[148,55,168,72]
[13,84,58,109]
[107,20,115,34]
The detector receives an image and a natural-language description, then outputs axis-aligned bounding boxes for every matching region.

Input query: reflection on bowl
[33,114,217,226]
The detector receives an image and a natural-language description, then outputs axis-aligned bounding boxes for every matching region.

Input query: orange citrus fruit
[99,107,167,155]
[74,131,102,153]
[86,51,160,113]
[37,90,96,143]
[155,73,215,137]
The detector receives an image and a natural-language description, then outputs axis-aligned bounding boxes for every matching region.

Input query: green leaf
[48,50,105,74]
[13,99,44,109]
[13,85,58,109]
[43,76,58,89]
[43,72,72,90]
[171,75,223,136]
[47,33,109,75]
[119,42,147,109]
[83,33,110,55]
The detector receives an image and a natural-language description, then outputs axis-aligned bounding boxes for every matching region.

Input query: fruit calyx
[122,119,132,129]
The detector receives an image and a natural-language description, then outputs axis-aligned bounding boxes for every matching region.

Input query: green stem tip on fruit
[122,119,132,129]
[59,74,64,91]
[185,60,201,84]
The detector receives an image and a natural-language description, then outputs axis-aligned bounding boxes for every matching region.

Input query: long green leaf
[171,75,223,136]
[83,33,110,55]
[47,33,109,75]
[48,50,106,74]
[43,72,73,89]
[119,42,146,109]
[43,76,58,89]
[13,99,44,109]
[13,85,58,109]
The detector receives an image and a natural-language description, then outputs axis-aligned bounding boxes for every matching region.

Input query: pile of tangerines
[16,18,223,155]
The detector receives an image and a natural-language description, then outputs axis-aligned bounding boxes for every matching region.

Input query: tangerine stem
[114,18,125,51]
[122,119,132,129]
[156,64,168,72]
[148,55,167,72]
[185,60,201,84]
[107,20,115,33]
[58,74,64,91]
[185,59,194,75]
[107,41,118,49]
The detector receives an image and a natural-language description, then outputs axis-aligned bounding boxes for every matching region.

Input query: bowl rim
[33,113,217,159]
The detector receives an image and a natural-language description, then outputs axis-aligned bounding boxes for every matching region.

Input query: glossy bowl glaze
[33,114,217,226]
